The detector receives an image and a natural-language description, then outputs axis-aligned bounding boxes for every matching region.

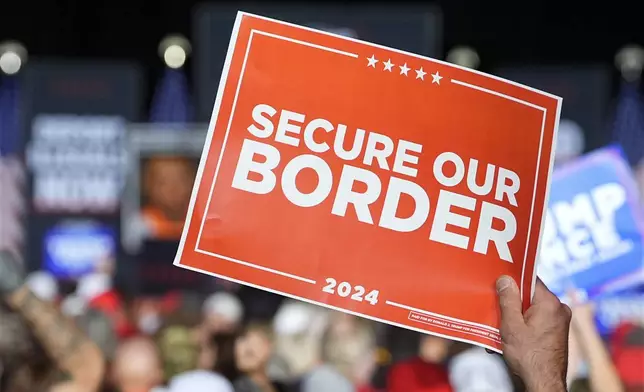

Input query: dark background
[2,0,641,112]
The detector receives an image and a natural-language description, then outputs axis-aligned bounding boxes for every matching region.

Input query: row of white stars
[366,55,443,84]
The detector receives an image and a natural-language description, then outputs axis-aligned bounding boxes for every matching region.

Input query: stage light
[159,34,191,69]
[615,45,644,82]
[446,46,480,70]
[0,41,27,75]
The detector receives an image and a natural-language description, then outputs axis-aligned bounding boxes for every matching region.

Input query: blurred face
[112,338,163,390]
[419,335,450,363]
[145,158,194,217]
[235,329,272,373]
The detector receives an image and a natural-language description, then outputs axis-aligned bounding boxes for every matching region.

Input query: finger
[496,275,525,329]
[532,278,560,305]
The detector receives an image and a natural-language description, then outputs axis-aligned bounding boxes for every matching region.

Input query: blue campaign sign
[594,286,644,336]
[43,220,116,279]
[538,146,644,300]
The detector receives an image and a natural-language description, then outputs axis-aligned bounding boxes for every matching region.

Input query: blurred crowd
[0,263,640,392]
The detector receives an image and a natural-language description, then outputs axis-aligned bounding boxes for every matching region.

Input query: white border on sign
[174,11,563,353]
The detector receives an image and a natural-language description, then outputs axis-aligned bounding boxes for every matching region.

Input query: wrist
[524,373,567,392]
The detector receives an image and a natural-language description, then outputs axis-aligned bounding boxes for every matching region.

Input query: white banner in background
[27,115,128,213]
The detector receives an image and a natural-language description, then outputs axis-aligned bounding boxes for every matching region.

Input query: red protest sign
[174,12,562,352]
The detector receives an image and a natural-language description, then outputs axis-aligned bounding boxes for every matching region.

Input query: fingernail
[496,276,512,293]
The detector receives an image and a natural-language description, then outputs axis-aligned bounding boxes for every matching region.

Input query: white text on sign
[322,278,379,305]
[231,103,523,263]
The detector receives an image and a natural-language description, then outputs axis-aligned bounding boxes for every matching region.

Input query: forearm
[566,329,583,385]
[524,373,568,392]
[574,323,624,392]
[5,286,105,391]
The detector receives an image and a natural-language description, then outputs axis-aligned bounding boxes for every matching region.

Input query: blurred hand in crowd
[496,276,571,392]
[569,297,624,392]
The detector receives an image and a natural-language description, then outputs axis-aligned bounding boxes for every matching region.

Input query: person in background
[75,307,119,364]
[448,347,513,392]
[157,324,200,382]
[206,332,240,382]
[272,301,354,392]
[0,251,105,392]
[77,272,135,339]
[322,313,378,391]
[122,156,197,253]
[131,297,165,336]
[162,370,234,392]
[140,156,196,240]
[111,337,164,392]
[610,322,644,392]
[234,323,288,392]
[201,292,244,336]
[566,298,624,392]
[386,334,452,392]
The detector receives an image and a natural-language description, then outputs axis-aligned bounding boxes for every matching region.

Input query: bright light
[159,35,191,69]
[0,51,22,75]
[0,41,27,75]
[163,44,186,69]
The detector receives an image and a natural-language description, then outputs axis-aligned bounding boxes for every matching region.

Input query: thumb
[496,275,525,329]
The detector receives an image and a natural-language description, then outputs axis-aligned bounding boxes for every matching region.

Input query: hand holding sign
[175,12,561,352]
[497,276,571,392]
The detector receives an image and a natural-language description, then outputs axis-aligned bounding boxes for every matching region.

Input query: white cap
[167,370,234,392]
[76,272,111,301]
[25,271,58,301]
[202,292,243,324]
[273,301,328,337]
[448,348,513,392]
